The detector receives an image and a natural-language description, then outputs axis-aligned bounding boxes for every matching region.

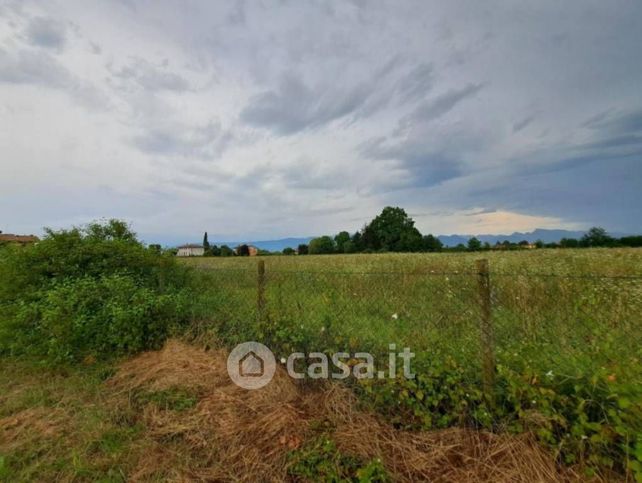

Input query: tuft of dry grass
[107,340,587,482]
[0,407,67,453]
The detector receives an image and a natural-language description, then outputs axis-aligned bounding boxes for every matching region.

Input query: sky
[1,0,641,245]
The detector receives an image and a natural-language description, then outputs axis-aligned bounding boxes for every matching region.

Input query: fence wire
[193,262,642,390]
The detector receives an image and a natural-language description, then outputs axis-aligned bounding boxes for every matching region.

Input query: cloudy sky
[1,0,641,244]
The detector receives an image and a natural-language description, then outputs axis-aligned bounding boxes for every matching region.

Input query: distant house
[235,244,259,256]
[0,233,39,246]
[176,244,205,257]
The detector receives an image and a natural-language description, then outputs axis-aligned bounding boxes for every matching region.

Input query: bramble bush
[357,359,642,480]
[0,220,191,363]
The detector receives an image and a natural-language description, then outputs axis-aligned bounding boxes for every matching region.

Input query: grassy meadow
[183,248,642,475]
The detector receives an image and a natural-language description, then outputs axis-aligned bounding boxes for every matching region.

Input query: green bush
[0,220,190,362]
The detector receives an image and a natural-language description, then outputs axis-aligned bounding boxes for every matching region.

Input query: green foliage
[309,236,336,254]
[581,227,614,247]
[467,237,482,251]
[334,231,352,253]
[282,247,296,255]
[297,243,309,255]
[362,207,422,252]
[560,238,579,248]
[288,436,388,482]
[422,234,442,252]
[0,220,190,363]
[219,245,234,257]
[619,236,642,248]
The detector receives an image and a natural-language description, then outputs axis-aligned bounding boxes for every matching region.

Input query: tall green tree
[334,231,351,253]
[467,237,482,251]
[309,236,335,254]
[580,227,613,247]
[422,234,443,252]
[203,232,210,250]
[351,231,363,252]
[362,206,422,252]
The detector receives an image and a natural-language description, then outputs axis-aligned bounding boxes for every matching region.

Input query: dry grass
[0,407,68,453]
[106,339,586,482]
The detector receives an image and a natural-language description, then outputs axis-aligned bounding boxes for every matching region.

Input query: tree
[422,234,443,252]
[362,206,423,252]
[209,244,221,256]
[350,231,363,252]
[219,245,234,257]
[297,244,309,255]
[534,240,544,248]
[560,238,579,248]
[619,236,642,247]
[282,247,295,255]
[342,240,357,253]
[467,237,482,251]
[148,244,161,254]
[581,227,613,247]
[334,231,351,253]
[309,236,335,254]
[83,219,137,242]
[203,232,210,251]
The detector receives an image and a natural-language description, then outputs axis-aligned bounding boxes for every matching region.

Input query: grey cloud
[0,48,71,87]
[0,48,108,109]
[240,73,374,135]
[24,16,67,50]
[227,0,246,25]
[585,108,642,136]
[513,116,534,133]
[361,136,462,189]
[112,58,190,92]
[401,83,484,127]
[131,121,231,158]
[240,60,438,135]
[394,63,434,104]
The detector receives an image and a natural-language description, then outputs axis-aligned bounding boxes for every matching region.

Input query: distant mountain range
[211,228,629,251]
[435,228,592,247]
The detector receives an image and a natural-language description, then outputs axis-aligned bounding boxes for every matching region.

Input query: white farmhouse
[176,244,205,257]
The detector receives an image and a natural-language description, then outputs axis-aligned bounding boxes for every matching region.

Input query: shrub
[0,220,190,362]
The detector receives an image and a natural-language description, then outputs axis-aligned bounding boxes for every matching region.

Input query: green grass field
[183,248,642,474]
[183,248,642,373]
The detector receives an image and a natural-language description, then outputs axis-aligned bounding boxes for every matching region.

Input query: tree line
[297,208,642,255]
[173,207,641,256]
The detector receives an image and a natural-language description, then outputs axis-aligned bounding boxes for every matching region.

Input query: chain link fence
[192,260,642,395]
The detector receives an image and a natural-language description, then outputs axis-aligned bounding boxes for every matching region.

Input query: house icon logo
[227,341,276,389]
[239,350,264,377]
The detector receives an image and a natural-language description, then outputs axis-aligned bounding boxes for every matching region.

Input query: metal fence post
[476,259,496,406]
[257,260,266,323]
